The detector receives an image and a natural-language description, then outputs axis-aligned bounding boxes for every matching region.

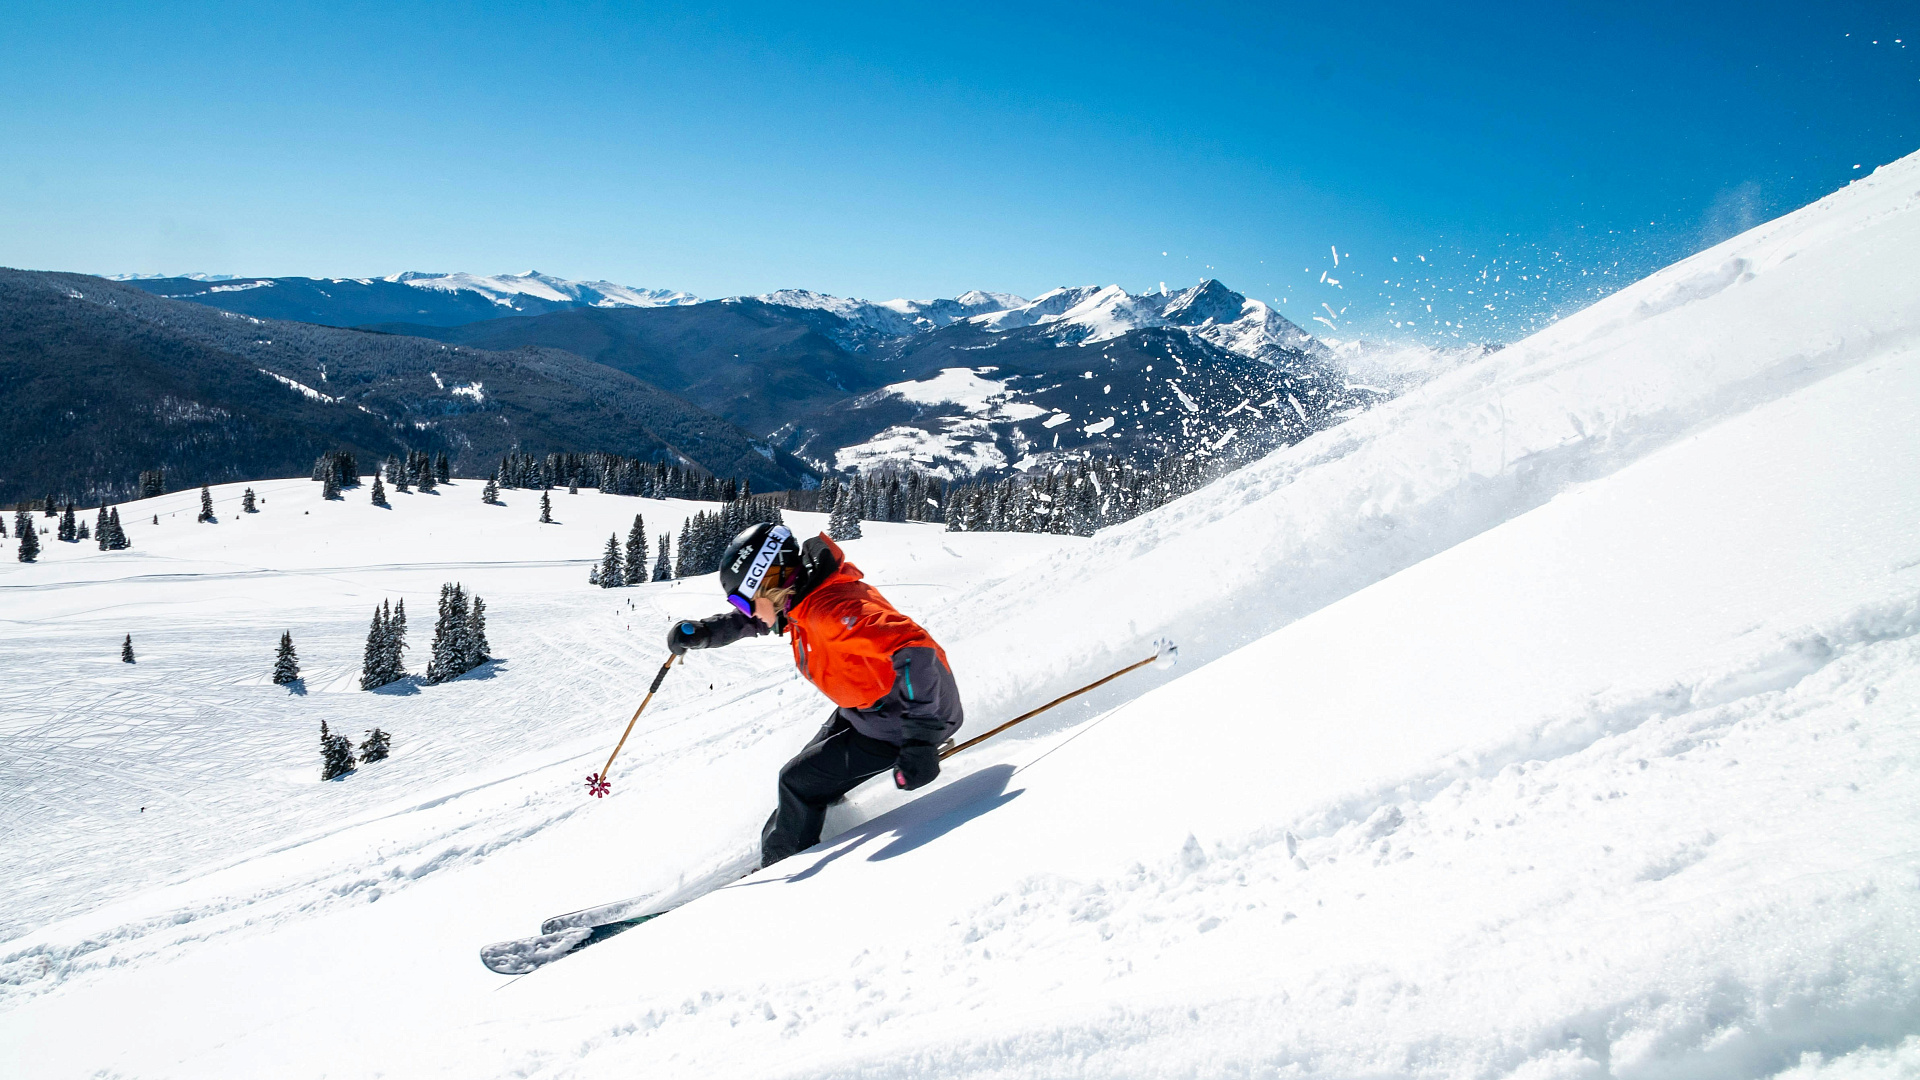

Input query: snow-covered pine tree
[386,598,408,680]
[464,595,489,670]
[624,515,646,585]
[139,469,165,499]
[416,452,437,493]
[77,520,89,541]
[0,513,7,538]
[120,633,134,662]
[94,507,109,549]
[827,490,862,540]
[197,485,215,523]
[320,720,356,780]
[673,518,694,576]
[371,474,388,507]
[358,728,391,763]
[108,508,128,549]
[322,471,341,500]
[242,487,257,513]
[588,564,600,586]
[43,494,56,517]
[58,503,75,542]
[482,475,500,505]
[652,535,672,581]
[598,534,623,588]
[425,583,474,683]
[424,584,451,683]
[539,491,552,523]
[435,453,450,484]
[384,455,401,485]
[17,512,39,562]
[273,630,300,684]
[359,604,390,690]
[569,480,578,495]
[394,459,410,493]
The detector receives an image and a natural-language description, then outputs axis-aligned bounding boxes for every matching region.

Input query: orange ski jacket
[783,536,950,710]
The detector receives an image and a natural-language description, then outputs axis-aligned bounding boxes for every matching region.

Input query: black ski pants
[761,714,898,868]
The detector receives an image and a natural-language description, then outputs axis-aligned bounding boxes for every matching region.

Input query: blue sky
[1,1,1913,340]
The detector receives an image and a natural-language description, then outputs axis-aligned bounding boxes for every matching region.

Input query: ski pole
[586,654,679,798]
[939,639,1176,761]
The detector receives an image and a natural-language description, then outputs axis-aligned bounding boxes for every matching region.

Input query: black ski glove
[894,741,940,791]
[666,620,710,655]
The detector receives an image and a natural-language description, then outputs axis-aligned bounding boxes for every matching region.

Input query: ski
[480,912,667,975]
[540,895,664,935]
[481,849,760,974]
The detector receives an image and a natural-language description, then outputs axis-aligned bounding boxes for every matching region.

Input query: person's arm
[666,610,767,654]
[889,646,961,790]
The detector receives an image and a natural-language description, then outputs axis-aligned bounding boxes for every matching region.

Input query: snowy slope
[4,153,1919,1079]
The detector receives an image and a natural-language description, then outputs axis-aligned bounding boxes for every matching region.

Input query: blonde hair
[757,565,799,613]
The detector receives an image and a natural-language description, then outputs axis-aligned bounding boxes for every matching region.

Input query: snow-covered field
[4,154,1919,1078]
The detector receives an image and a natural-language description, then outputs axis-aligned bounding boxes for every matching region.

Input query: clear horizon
[3,1,1914,343]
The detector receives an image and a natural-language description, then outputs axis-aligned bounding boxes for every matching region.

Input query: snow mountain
[749,287,1028,346]
[0,269,814,503]
[4,152,1920,1078]
[396,278,1347,478]
[973,279,1326,366]
[127,270,698,328]
[777,317,1371,479]
[391,270,698,310]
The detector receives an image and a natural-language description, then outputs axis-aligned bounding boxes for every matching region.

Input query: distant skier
[667,523,963,868]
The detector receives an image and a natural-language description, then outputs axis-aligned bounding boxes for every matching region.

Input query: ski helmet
[718,522,798,615]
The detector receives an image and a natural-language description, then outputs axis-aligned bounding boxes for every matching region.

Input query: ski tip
[479,927,592,975]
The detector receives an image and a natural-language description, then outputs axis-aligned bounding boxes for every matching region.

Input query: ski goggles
[726,525,793,616]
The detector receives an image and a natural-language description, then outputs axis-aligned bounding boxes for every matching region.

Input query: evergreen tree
[17,512,39,562]
[94,507,110,549]
[107,508,128,549]
[435,452,450,484]
[358,728,391,763]
[57,503,75,542]
[415,452,437,493]
[425,583,476,684]
[198,485,216,523]
[120,634,134,663]
[273,631,301,684]
[598,534,623,588]
[77,521,89,541]
[827,490,862,540]
[539,491,552,523]
[652,535,672,581]
[481,475,500,505]
[370,474,388,507]
[0,513,6,538]
[588,564,600,586]
[464,595,489,670]
[320,720,357,781]
[242,487,257,513]
[43,494,56,517]
[384,455,402,485]
[359,604,391,690]
[322,471,342,500]
[139,469,165,499]
[623,515,647,585]
[674,518,694,576]
[388,598,409,680]
[394,460,411,493]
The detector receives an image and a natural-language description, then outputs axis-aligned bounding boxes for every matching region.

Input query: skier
[667,523,963,868]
